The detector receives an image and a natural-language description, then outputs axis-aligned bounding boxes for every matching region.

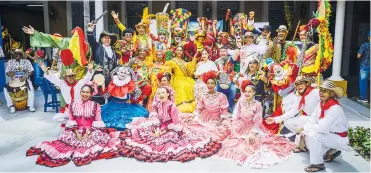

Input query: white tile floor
[0,92,369,172]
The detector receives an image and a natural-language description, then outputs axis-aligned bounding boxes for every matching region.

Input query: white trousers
[305,131,349,164]
[4,79,35,108]
[284,116,309,133]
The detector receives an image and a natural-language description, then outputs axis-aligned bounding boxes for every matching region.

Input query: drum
[7,79,28,110]
[218,72,232,90]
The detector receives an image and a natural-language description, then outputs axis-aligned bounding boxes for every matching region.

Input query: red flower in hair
[240,80,254,92]
[157,72,171,81]
[201,70,218,84]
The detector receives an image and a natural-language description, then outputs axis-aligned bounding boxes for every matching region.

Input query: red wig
[201,70,218,84]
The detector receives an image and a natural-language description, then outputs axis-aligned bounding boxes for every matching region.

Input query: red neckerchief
[65,80,78,101]
[320,99,339,119]
[298,86,314,110]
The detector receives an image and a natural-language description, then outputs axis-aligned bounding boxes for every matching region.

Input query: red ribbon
[320,99,339,119]
[298,86,314,110]
[65,80,78,101]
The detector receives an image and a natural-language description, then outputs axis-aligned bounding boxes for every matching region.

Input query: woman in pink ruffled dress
[26,85,121,167]
[119,86,221,162]
[216,80,295,168]
[183,71,231,141]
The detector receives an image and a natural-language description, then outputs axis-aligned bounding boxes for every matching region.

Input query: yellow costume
[165,57,197,113]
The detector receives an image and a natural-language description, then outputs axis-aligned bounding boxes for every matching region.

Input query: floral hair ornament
[201,70,218,84]
[240,79,255,91]
[157,71,172,82]
[84,81,99,95]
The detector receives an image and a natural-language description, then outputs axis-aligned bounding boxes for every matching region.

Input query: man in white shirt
[298,80,348,172]
[38,61,94,124]
[4,49,35,113]
[266,76,320,135]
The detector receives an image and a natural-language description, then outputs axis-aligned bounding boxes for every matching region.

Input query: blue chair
[41,78,60,113]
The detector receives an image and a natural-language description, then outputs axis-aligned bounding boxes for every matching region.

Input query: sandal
[304,164,325,172]
[293,146,308,153]
[324,150,341,162]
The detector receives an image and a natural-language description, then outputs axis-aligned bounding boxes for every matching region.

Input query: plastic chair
[41,78,60,112]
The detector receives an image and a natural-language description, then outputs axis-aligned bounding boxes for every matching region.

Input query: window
[126,1,147,29]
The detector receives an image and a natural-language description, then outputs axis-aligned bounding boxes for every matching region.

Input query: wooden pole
[291,20,301,44]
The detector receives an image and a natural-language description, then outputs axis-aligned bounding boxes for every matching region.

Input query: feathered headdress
[170,8,191,31]
[201,70,218,84]
[300,0,334,76]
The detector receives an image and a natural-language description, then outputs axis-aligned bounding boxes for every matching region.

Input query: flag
[69,27,88,66]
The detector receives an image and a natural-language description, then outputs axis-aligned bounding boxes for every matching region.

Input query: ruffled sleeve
[92,104,106,128]
[196,97,205,115]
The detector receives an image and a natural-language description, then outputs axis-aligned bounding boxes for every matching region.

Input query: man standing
[87,22,118,86]
[4,49,35,113]
[356,32,370,103]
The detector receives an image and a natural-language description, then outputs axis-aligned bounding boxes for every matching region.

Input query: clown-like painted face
[273,65,285,80]
[137,25,146,35]
[117,67,131,80]
[159,33,166,42]
[174,36,182,43]
[157,87,170,102]
[124,33,133,42]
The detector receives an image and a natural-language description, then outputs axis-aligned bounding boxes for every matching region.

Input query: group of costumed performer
[22,0,349,171]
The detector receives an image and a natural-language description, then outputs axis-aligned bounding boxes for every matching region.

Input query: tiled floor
[0,91,369,172]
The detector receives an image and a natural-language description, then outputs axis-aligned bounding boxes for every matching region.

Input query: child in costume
[182,71,230,141]
[26,84,120,167]
[216,80,295,168]
[119,85,221,162]
[101,66,149,130]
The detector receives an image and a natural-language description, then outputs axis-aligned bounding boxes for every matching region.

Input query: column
[198,1,203,17]
[239,1,245,13]
[43,1,51,59]
[170,0,176,10]
[43,1,50,33]
[66,1,72,36]
[121,1,127,26]
[83,0,90,38]
[328,1,345,81]
[95,0,104,41]
[211,1,217,20]
[262,1,269,22]
[148,1,153,13]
